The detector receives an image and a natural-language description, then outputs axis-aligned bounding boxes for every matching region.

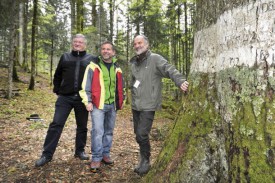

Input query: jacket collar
[93,56,118,68]
[71,50,86,57]
[98,56,117,64]
[130,50,151,64]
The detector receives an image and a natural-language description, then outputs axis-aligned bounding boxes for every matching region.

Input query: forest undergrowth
[0,67,175,182]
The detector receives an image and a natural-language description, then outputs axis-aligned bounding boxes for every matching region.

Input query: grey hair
[72,33,87,44]
[134,34,149,45]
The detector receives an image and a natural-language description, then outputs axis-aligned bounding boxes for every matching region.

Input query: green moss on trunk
[143,70,275,182]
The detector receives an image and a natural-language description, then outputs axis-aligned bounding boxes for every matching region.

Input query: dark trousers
[132,109,155,158]
[42,95,88,158]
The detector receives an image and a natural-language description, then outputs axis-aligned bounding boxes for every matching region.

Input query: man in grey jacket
[130,35,189,176]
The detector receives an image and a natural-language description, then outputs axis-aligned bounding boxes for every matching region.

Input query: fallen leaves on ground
[0,68,172,182]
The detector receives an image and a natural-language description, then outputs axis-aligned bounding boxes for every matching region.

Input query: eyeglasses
[73,40,85,44]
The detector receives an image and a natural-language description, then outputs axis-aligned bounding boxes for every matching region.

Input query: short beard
[135,47,147,55]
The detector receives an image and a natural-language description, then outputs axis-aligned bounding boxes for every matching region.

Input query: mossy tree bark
[144,0,275,182]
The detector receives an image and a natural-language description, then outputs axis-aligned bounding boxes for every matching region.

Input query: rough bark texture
[144,0,275,182]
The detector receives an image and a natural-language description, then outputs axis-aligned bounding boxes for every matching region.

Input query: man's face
[101,43,115,62]
[72,37,86,51]
[133,36,149,55]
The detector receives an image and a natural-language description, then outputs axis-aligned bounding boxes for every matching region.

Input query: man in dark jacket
[130,35,189,176]
[35,34,96,167]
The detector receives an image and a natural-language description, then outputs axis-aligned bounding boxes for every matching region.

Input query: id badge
[134,80,140,88]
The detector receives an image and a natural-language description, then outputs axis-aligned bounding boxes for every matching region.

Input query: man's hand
[86,103,93,111]
[180,81,189,92]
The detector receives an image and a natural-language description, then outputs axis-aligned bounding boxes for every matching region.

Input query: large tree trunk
[145,0,275,182]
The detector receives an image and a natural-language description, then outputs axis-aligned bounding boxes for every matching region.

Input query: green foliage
[0,0,19,28]
[129,0,170,52]
[39,1,70,55]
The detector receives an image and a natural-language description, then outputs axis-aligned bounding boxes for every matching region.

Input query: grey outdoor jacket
[130,50,186,111]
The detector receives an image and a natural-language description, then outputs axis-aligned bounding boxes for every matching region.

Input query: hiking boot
[74,151,89,160]
[35,155,52,167]
[90,161,101,173]
[101,156,114,165]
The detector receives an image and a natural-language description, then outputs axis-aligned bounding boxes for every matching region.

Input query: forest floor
[0,67,175,182]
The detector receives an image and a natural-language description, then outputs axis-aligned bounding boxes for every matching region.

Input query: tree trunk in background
[8,1,18,99]
[91,0,97,27]
[142,0,148,35]
[28,0,38,90]
[144,0,275,182]
[183,1,188,77]
[125,9,130,105]
[12,47,19,82]
[50,37,53,86]
[22,0,29,72]
[70,0,76,35]
[76,0,84,33]
[98,1,104,43]
[109,0,114,42]
[18,1,24,66]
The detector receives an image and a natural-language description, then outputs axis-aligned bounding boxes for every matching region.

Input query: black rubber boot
[134,155,143,173]
[135,140,151,175]
[137,154,150,176]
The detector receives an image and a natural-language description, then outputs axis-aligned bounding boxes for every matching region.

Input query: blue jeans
[91,103,116,162]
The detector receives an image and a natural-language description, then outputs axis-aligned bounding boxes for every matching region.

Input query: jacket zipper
[74,51,80,93]
[107,67,112,104]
